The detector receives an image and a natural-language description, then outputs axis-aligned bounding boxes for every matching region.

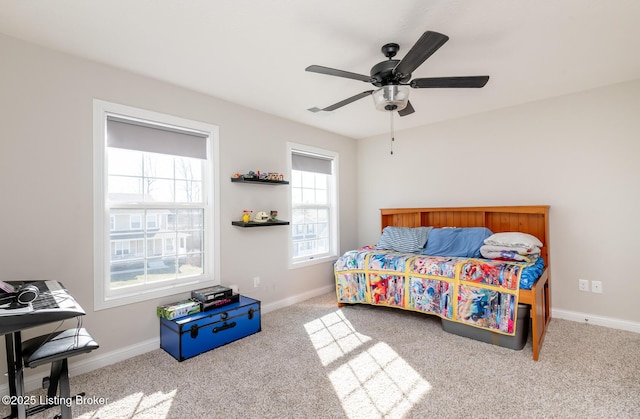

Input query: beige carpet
[3,292,640,418]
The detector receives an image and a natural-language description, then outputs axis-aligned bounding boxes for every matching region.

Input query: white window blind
[107,116,208,159]
[292,152,333,175]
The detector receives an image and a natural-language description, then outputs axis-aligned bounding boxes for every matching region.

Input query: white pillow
[484,232,543,248]
[481,244,540,255]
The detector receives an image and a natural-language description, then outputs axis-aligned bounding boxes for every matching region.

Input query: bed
[334,206,551,361]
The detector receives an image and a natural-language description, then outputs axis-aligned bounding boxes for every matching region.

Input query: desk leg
[3,333,25,419]
[4,334,17,419]
[14,332,25,419]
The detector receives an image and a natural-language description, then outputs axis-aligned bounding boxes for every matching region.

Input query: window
[288,143,338,266]
[93,100,219,310]
[130,214,141,230]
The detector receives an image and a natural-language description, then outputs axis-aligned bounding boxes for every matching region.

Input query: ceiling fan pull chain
[390,111,395,155]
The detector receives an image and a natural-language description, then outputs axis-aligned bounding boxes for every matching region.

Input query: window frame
[93,99,220,310]
[287,142,339,268]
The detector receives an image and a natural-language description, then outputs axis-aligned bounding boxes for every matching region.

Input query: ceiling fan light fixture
[372,85,409,112]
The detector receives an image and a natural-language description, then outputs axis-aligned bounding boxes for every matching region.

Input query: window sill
[94,278,218,311]
[290,255,337,269]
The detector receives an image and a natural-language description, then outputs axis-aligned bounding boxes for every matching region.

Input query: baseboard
[0,338,159,397]
[1,285,335,397]
[552,308,640,333]
[261,284,335,314]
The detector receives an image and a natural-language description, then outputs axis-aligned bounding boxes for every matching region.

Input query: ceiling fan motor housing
[370,60,411,86]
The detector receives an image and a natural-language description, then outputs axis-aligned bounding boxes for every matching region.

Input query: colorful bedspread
[334,247,545,336]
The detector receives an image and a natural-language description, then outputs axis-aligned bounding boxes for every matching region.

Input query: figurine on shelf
[253,211,270,223]
[242,210,252,223]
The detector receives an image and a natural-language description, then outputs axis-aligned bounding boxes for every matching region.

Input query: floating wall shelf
[230,177,289,185]
[231,221,290,228]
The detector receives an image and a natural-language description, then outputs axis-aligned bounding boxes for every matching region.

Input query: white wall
[0,34,358,363]
[2,29,639,384]
[357,79,640,324]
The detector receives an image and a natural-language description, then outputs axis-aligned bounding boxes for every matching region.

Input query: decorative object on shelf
[232,170,286,183]
[241,170,258,179]
[267,172,283,181]
[270,210,278,221]
[242,210,252,223]
[253,211,270,223]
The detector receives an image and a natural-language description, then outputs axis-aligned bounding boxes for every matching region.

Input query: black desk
[1,281,85,419]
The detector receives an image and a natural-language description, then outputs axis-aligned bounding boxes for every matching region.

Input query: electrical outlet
[253,276,261,288]
[578,279,589,292]
[591,280,603,293]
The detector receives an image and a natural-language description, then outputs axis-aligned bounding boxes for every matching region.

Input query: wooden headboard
[380,206,550,264]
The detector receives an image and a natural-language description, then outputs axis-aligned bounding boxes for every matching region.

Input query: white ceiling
[2,0,640,139]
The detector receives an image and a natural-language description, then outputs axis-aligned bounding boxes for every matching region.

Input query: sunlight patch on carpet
[304,309,372,366]
[78,390,176,418]
[305,310,431,418]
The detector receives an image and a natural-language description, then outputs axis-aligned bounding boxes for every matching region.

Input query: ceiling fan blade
[398,100,415,117]
[411,76,490,88]
[393,31,449,79]
[308,90,374,113]
[305,65,372,82]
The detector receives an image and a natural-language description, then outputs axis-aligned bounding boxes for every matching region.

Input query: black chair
[20,328,99,419]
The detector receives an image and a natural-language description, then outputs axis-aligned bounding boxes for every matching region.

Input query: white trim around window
[287,142,339,269]
[93,99,220,310]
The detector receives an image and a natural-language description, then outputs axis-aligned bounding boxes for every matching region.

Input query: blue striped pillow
[375,226,433,253]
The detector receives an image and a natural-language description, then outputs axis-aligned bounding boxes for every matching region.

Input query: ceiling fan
[306,31,489,117]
